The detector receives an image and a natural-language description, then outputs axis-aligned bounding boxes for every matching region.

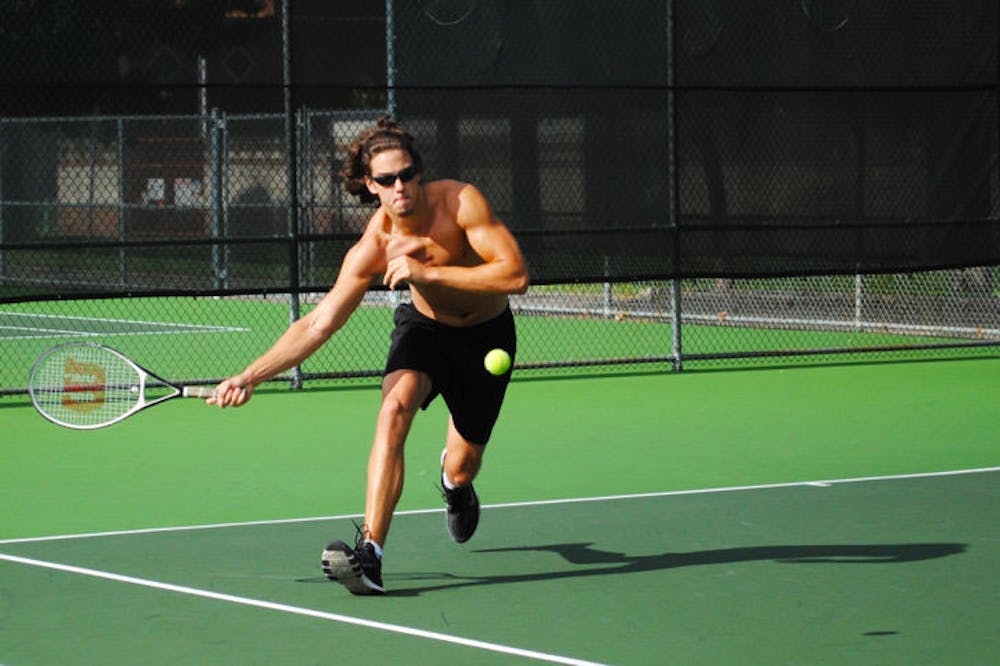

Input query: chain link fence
[3,271,998,397]
[1,107,998,395]
[1,2,998,396]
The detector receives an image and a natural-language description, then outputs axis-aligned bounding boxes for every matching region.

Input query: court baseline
[1,465,996,546]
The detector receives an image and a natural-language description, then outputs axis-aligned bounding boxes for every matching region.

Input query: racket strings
[30,344,143,427]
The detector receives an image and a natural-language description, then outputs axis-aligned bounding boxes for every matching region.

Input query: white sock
[442,469,459,490]
[365,540,383,560]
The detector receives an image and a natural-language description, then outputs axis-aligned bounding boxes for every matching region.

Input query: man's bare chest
[386,221,477,268]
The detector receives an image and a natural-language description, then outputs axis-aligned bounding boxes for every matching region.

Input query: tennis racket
[29,342,215,430]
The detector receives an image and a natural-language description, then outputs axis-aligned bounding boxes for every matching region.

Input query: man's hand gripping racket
[29,342,223,429]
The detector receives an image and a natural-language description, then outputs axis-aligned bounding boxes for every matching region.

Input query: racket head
[28,342,174,429]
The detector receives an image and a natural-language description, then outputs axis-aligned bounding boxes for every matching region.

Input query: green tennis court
[1,356,997,664]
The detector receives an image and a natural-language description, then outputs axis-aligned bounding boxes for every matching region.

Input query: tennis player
[209,117,529,595]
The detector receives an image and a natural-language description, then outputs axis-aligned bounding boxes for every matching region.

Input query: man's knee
[379,392,419,426]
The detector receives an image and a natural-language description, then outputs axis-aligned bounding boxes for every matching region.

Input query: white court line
[1,311,249,331]
[0,325,95,335]
[483,465,1000,512]
[1,465,997,546]
[0,552,605,666]
[0,329,244,342]
[0,311,250,339]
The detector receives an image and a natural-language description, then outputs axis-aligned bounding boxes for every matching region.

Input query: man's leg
[441,416,486,543]
[321,368,430,595]
[442,415,485,486]
[364,368,432,546]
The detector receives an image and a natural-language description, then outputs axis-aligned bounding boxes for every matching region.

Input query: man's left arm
[424,184,529,294]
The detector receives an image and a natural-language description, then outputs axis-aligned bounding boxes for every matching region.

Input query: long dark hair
[339,116,423,204]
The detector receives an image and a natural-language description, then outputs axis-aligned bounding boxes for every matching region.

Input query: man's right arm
[209,228,385,407]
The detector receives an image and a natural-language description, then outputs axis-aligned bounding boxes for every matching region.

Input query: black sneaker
[441,451,480,543]
[321,539,385,595]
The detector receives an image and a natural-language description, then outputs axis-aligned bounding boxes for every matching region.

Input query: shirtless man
[209,117,529,595]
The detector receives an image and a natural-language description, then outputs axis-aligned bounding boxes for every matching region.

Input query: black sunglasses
[370,165,419,187]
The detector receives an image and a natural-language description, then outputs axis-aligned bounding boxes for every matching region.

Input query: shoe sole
[321,542,385,595]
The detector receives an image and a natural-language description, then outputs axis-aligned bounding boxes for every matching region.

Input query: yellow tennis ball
[484,348,511,375]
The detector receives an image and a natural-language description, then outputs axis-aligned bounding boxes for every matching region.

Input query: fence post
[117,117,127,286]
[283,0,303,390]
[385,0,397,118]
[0,120,4,278]
[603,256,612,318]
[299,107,315,287]
[210,108,226,290]
[667,0,683,371]
[854,273,864,331]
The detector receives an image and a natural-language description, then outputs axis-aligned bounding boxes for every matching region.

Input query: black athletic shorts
[384,302,516,445]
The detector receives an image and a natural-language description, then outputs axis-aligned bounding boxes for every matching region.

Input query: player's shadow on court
[387,542,966,596]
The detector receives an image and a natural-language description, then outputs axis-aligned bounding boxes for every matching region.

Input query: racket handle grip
[183,386,217,399]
